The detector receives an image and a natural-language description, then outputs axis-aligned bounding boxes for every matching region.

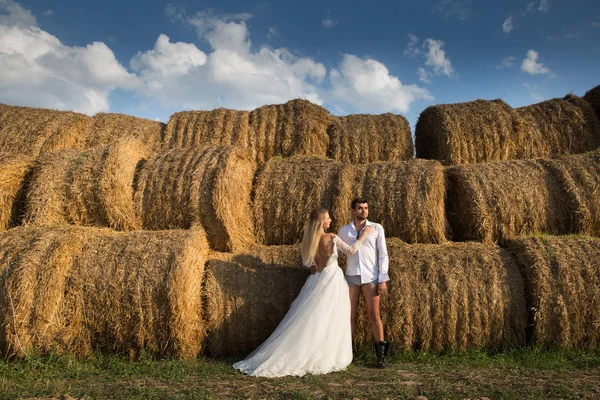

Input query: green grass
[1,347,599,399]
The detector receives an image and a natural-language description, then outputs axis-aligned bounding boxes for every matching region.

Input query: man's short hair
[351,197,368,210]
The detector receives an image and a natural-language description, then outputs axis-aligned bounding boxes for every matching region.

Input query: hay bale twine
[134,146,256,252]
[0,153,34,231]
[541,150,600,237]
[202,246,307,357]
[24,138,150,230]
[0,226,209,359]
[0,103,92,156]
[415,99,527,165]
[162,99,331,166]
[445,159,573,243]
[583,85,600,122]
[507,236,600,349]
[253,157,447,245]
[352,239,526,352]
[516,94,600,158]
[327,113,413,163]
[85,112,165,150]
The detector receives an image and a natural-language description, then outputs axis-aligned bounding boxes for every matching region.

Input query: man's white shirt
[338,220,389,284]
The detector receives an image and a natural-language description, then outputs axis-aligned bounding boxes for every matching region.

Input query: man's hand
[309,265,318,274]
[377,281,387,296]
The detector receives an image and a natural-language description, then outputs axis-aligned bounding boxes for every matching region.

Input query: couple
[234,198,390,377]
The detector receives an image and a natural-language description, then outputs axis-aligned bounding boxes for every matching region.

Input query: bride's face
[322,213,332,230]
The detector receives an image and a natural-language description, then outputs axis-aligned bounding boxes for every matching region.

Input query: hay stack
[326,113,413,163]
[542,150,600,237]
[445,159,573,243]
[415,95,600,165]
[507,236,600,349]
[0,226,209,359]
[0,154,34,231]
[253,157,447,245]
[84,112,164,150]
[0,104,92,156]
[583,85,600,125]
[24,138,150,230]
[162,99,331,166]
[202,246,307,357]
[134,146,256,252]
[352,239,526,352]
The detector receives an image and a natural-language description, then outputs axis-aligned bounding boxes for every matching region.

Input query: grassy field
[1,347,600,399]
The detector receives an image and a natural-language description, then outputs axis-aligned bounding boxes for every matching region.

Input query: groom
[340,198,390,368]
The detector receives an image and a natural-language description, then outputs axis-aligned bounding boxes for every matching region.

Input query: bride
[233,208,373,377]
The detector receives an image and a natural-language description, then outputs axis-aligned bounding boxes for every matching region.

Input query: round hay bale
[162,99,331,166]
[202,246,307,357]
[507,236,600,349]
[253,156,447,245]
[84,112,165,150]
[0,103,92,156]
[583,85,600,122]
[327,113,413,163]
[415,99,527,165]
[516,94,600,158]
[0,153,34,231]
[24,138,150,230]
[134,146,256,252]
[0,226,209,359]
[445,159,574,243]
[541,150,600,237]
[352,239,526,352]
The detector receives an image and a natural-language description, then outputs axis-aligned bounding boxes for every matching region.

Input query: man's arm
[377,225,389,294]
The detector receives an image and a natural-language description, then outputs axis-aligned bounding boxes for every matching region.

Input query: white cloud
[591,21,600,27]
[538,0,549,13]
[520,50,550,75]
[435,0,472,20]
[42,9,54,16]
[131,11,326,110]
[503,16,514,33]
[322,17,338,28]
[0,0,137,114]
[267,26,279,41]
[423,38,454,77]
[404,33,421,58]
[496,56,515,69]
[525,2,535,13]
[329,54,433,114]
[523,83,544,101]
[418,67,432,84]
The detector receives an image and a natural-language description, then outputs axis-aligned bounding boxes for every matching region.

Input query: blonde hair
[301,209,329,267]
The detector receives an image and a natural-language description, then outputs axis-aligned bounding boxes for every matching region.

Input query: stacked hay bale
[507,236,600,349]
[202,246,307,357]
[352,239,527,352]
[253,156,447,245]
[84,112,164,150]
[445,159,573,242]
[133,146,256,252]
[584,85,600,127]
[0,103,92,156]
[327,114,413,163]
[24,138,150,231]
[416,95,600,165]
[0,153,34,231]
[0,226,209,359]
[163,99,332,166]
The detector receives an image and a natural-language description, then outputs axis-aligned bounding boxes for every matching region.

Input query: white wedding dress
[233,235,358,377]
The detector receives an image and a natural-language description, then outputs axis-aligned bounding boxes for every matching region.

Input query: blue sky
[1,0,599,129]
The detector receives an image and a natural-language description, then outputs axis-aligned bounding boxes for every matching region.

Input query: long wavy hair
[300,209,329,267]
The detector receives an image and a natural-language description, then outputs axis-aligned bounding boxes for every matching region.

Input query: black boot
[374,340,389,368]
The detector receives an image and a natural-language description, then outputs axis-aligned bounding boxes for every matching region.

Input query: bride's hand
[359,225,374,240]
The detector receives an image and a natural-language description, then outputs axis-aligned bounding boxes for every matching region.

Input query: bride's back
[314,233,335,271]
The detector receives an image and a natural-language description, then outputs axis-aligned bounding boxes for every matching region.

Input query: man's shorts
[345,275,378,287]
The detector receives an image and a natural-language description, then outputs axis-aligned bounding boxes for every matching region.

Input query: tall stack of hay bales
[253,156,447,245]
[416,95,600,165]
[0,226,209,359]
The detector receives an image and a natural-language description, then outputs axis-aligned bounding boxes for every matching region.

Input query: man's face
[353,203,368,221]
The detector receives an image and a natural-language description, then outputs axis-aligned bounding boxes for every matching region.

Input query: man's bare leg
[349,285,361,338]
[362,284,384,342]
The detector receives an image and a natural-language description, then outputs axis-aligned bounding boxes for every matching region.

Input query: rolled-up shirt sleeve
[377,225,390,283]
